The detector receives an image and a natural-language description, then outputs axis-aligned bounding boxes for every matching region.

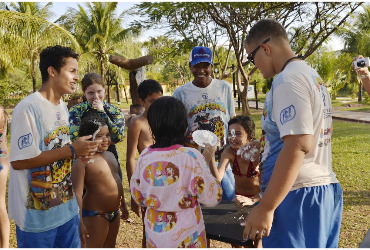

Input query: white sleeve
[10,104,42,162]
[272,81,314,138]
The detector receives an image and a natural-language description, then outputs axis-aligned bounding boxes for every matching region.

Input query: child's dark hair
[228,115,256,141]
[81,73,105,92]
[39,45,79,83]
[147,96,188,148]
[78,114,109,138]
[138,79,163,100]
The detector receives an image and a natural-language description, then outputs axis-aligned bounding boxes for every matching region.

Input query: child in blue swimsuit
[71,114,129,247]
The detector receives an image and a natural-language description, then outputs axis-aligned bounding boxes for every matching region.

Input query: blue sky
[51,2,137,20]
[50,2,157,41]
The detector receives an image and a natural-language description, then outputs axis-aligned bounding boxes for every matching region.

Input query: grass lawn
[5,109,370,248]
[331,98,370,112]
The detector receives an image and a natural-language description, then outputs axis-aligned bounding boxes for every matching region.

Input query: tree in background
[134,3,236,80]
[134,2,362,115]
[56,2,139,81]
[341,4,370,102]
[307,49,349,99]
[0,2,80,92]
[144,36,191,87]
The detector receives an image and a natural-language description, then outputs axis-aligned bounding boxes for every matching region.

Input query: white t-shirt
[173,79,236,148]
[260,60,338,191]
[8,92,78,232]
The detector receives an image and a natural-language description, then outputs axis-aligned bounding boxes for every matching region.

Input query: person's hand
[233,194,260,207]
[352,55,370,78]
[130,198,141,217]
[120,203,129,220]
[92,99,104,111]
[242,203,274,242]
[237,140,260,162]
[79,221,89,248]
[200,142,218,164]
[72,136,98,159]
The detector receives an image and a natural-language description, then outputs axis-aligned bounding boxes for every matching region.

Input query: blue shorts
[263,183,343,248]
[221,164,236,201]
[16,214,81,248]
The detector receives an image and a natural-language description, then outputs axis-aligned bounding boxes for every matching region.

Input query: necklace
[281,55,304,72]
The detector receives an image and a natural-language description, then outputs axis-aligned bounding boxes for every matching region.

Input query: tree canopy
[0,2,80,91]
[134,2,363,114]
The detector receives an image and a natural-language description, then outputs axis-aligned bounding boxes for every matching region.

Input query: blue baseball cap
[189,46,213,66]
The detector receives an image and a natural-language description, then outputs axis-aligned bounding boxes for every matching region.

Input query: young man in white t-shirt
[8,45,99,248]
[241,19,342,247]
[173,46,236,201]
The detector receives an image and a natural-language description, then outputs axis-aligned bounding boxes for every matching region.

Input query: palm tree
[0,2,80,92]
[57,2,138,80]
[342,4,370,55]
[342,4,370,101]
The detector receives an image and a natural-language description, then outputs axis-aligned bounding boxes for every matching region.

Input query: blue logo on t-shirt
[280,105,296,125]
[18,133,33,149]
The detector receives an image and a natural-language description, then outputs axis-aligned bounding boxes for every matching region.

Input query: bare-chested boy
[72,115,129,248]
[125,79,163,247]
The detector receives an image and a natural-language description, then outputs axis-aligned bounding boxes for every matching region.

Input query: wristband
[360,74,370,79]
[67,144,76,159]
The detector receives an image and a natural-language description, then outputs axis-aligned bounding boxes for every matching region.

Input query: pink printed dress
[130,144,222,248]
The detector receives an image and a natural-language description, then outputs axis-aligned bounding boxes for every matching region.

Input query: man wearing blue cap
[173,46,236,201]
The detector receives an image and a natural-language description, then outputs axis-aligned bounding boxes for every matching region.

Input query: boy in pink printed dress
[130,96,222,248]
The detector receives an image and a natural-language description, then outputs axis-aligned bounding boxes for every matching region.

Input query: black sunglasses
[247,38,270,65]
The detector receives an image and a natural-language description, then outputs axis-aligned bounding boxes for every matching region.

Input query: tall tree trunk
[236,68,250,115]
[100,55,105,82]
[129,70,144,115]
[129,70,140,105]
[358,81,362,102]
[31,58,36,92]
[172,62,187,85]
[32,71,36,93]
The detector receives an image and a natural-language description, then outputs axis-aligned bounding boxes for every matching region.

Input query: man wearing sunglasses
[241,19,342,248]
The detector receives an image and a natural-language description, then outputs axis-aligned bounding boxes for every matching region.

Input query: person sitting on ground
[72,114,129,248]
[125,79,163,247]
